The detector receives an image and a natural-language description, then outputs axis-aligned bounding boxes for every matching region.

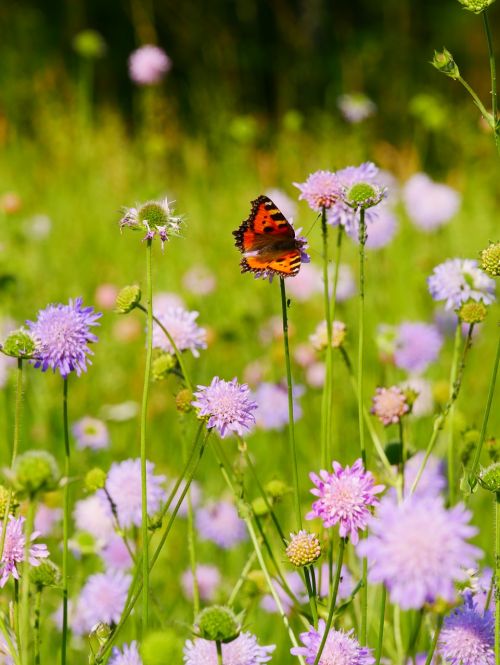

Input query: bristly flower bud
[285,530,322,567]
[84,467,107,492]
[0,485,19,519]
[477,462,500,493]
[2,329,38,358]
[457,0,496,13]
[457,299,488,324]
[175,388,193,413]
[10,451,59,497]
[152,353,176,381]
[30,560,61,590]
[432,48,460,80]
[480,241,500,277]
[196,606,240,643]
[115,285,142,314]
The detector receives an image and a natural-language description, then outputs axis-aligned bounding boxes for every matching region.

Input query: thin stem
[61,377,70,665]
[14,580,21,665]
[228,550,257,607]
[21,498,36,665]
[483,9,500,155]
[394,606,404,663]
[303,567,318,629]
[280,277,301,530]
[184,432,199,619]
[320,207,333,469]
[329,226,344,460]
[34,589,42,665]
[216,641,223,665]
[357,209,367,468]
[399,420,405,498]
[495,492,500,665]
[313,538,346,665]
[458,75,495,128]
[140,238,154,630]
[425,616,444,665]
[447,323,463,504]
[375,586,386,665]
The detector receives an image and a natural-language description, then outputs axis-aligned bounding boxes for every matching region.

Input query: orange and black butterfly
[233,195,307,279]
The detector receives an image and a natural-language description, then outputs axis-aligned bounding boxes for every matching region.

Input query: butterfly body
[233,195,306,278]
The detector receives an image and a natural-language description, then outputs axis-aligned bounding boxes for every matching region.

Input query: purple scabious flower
[306,459,384,545]
[27,297,101,378]
[181,563,221,601]
[77,570,131,634]
[253,382,303,431]
[103,458,166,529]
[291,619,375,664]
[196,499,247,549]
[394,322,443,374]
[100,535,134,572]
[128,45,171,85]
[337,93,376,123]
[371,386,409,426]
[184,632,275,665]
[109,641,142,665]
[192,377,257,438]
[0,516,49,587]
[403,173,461,231]
[402,452,446,498]
[438,593,494,665]
[72,416,109,450]
[346,204,398,250]
[428,259,496,311]
[73,494,114,544]
[294,170,341,211]
[152,306,207,357]
[357,494,481,610]
[34,504,62,537]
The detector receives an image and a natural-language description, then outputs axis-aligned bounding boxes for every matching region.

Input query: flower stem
[447,323,463,504]
[320,207,333,469]
[183,429,199,619]
[313,538,346,665]
[280,277,302,530]
[399,420,405,497]
[140,238,154,631]
[482,9,500,156]
[424,615,443,665]
[228,550,257,607]
[375,586,386,665]
[357,209,367,468]
[216,640,223,665]
[303,567,318,629]
[495,492,500,665]
[329,226,344,460]
[34,589,42,665]
[61,377,70,665]
[21,498,36,665]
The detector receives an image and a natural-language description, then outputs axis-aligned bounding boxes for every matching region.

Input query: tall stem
[34,589,42,665]
[425,616,443,665]
[329,226,344,460]
[140,238,153,630]
[357,209,367,468]
[320,207,333,469]
[216,641,223,665]
[280,277,301,530]
[375,586,386,665]
[495,492,500,665]
[313,538,346,665]
[447,323,462,504]
[21,498,36,665]
[483,9,500,155]
[183,428,199,618]
[61,377,70,665]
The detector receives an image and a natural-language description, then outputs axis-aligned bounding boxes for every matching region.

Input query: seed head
[286,530,322,567]
[480,242,500,277]
[196,606,240,643]
[30,560,61,589]
[152,352,176,381]
[2,329,38,358]
[345,182,385,210]
[478,462,500,493]
[457,0,496,13]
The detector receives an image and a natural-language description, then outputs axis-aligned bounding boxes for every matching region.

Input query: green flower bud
[175,388,193,413]
[432,48,460,80]
[457,0,496,13]
[72,29,106,59]
[478,462,500,493]
[264,479,289,501]
[152,353,176,381]
[2,329,38,358]
[457,300,488,324]
[480,242,500,277]
[88,622,111,655]
[242,570,267,597]
[0,485,19,519]
[30,560,61,589]
[84,467,107,492]
[11,451,59,496]
[141,629,184,665]
[286,531,322,567]
[196,606,240,643]
[115,285,142,314]
[251,497,270,517]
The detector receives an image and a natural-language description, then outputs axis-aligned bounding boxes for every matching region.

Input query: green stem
[375,586,386,665]
[61,377,70,665]
[458,75,495,127]
[185,454,199,617]
[228,550,257,607]
[14,580,21,665]
[21,498,36,665]
[357,209,367,468]
[482,9,500,155]
[216,641,223,665]
[0,611,21,665]
[280,277,301,530]
[448,323,463,504]
[329,226,344,461]
[394,605,404,663]
[424,616,443,665]
[34,589,42,665]
[495,492,500,665]
[140,238,154,630]
[303,567,318,629]
[320,207,333,469]
[313,538,346,665]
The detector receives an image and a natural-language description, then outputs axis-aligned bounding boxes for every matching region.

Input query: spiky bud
[30,560,61,589]
[480,242,500,277]
[286,530,322,567]
[458,300,488,324]
[2,329,38,358]
[196,606,240,643]
[432,48,460,80]
[84,467,107,492]
[0,485,18,519]
[478,462,500,493]
[152,353,176,381]
[457,0,496,13]
[115,285,141,314]
[11,451,59,496]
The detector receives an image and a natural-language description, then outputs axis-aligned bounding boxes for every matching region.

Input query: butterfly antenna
[303,213,321,238]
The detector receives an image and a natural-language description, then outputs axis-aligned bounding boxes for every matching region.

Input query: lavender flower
[196,500,247,549]
[402,452,446,498]
[346,204,398,250]
[253,382,303,431]
[184,632,275,665]
[371,386,410,426]
[34,504,62,537]
[306,459,384,544]
[76,570,131,634]
[0,516,49,587]
[152,306,207,357]
[73,494,114,543]
[181,564,221,601]
[104,458,166,529]
[291,619,375,664]
[337,93,376,123]
[286,263,356,302]
[72,416,109,450]
[428,259,496,310]
[403,173,461,231]
[192,377,257,438]
[166,479,202,518]
[357,494,481,609]
[438,593,494,665]
[128,45,171,85]
[394,322,443,374]
[109,641,143,665]
[120,197,182,248]
[100,535,133,572]
[27,297,101,377]
[294,170,340,211]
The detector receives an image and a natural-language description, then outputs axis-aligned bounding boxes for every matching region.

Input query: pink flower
[128,45,171,85]
[0,516,49,587]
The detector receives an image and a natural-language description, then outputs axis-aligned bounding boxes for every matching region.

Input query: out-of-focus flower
[73,29,106,59]
[294,171,340,211]
[291,619,375,664]
[371,386,410,425]
[72,416,109,450]
[0,516,49,587]
[152,307,207,357]
[317,563,355,601]
[403,174,461,231]
[95,283,119,310]
[347,204,398,250]
[261,571,306,615]
[253,382,303,430]
[393,322,443,374]
[109,641,142,665]
[309,320,346,351]
[24,214,52,240]
[196,500,247,549]
[128,45,171,85]
[76,571,131,634]
[27,298,101,378]
[73,494,114,544]
[182,266,217,296]
[428,259,495,310]
[358,494,481,609]
[34,504,62,537]
[306,459,384,544]
[100,535,133,572]
[166,479,202,518]
[192,377,257,439]
[306,362,326,388]
[184,632,275,665]
[337,93,376,123]
[181,564,221,601]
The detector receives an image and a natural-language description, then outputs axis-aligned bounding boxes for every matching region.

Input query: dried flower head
[286,530,322,567]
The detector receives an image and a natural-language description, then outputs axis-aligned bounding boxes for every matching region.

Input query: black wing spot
[271,212,286,221]
[263,226,274,233]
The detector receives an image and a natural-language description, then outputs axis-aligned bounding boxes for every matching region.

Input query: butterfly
[233,195,307,278]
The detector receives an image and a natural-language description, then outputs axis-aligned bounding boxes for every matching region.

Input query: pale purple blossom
[403,173,461,231]
[109,641,143,665]
[306,459,384,544]
[306,362,326,388]
[428,259,496,310]
[291,619,375,664]
[294,170,341,211]
[196,499,247,549]
[371,386,409,425]
[152,307,207,357]
[337,93,376,123]
[181,564,221,601]
[73,494,114,543]
[34,504,62,537]
[76,570,131,634]
[192,377,257,438]
[253,382,303,430]
[357,494,481,609]
[0,516,49,587]
[182,266,217,296]
[100,535,133,572]
[72,416,109,450]
[27,297,101,378]
[347,204,398,249]
[184,632,275,665]
[394,322,443,374]
[128,45,171,85]
[286,263,356,303]
[402,451,446,498]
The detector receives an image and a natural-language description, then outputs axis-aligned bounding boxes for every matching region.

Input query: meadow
[0,1,499,664]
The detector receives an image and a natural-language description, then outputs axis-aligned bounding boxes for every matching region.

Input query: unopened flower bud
[251,497,270,517]
[175,388,193,413]
[31,560,61,589]
[152,353,176,381]
[196,606,240,643]
[480,242,500,277]
[115,285,142,314]
[72,29,106,59]
[11,451,59,496]
[457,0,496,13]
[84,468,107,492]
[286,530,322,567]
[432,48,460,80]
[264,479,289,501]
[478,462,500,493]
